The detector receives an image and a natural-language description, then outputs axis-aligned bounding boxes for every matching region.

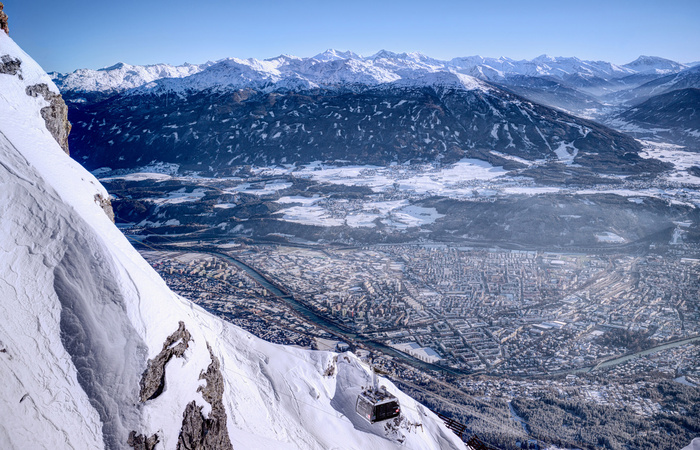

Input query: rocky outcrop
[176,344,233,450]
[139,321,192,402]
[25,83,71,154]
[94,193,115,223]
[0,3,9,35]
[0,54,20,77]
[177,401,210,450]
[127,431,159,450]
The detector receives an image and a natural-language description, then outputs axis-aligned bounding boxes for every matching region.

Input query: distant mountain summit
[608,64,700,105]
[53,51,688,96]
[622,55,688,75]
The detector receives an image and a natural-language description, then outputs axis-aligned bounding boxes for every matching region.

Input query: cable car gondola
[355,368,401,424]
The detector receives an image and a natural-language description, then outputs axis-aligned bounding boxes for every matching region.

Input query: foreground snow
[0,32,465,449]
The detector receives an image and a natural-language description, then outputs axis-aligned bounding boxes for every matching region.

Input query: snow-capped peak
[312,49,361,61]
[52,60,211,95]
[623,55,689,74]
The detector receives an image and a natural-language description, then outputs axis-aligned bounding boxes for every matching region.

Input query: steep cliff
[0,3,9,35]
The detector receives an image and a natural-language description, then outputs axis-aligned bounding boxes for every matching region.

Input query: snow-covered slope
[0,32,465,450]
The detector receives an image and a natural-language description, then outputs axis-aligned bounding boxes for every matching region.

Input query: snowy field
[291,159,508,195]
[275,198,444,230]
[146,187,207,205]
[94,141,700,233]
[639,141,700,185]
[595,232,626,243]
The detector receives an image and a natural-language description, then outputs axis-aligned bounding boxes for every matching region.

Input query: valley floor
[135,239,700,450]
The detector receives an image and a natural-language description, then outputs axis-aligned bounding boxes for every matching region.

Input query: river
[135,241,467,376]
[592,335,700,371]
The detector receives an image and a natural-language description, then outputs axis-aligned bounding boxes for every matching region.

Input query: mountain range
[52,51,697,177]
[51,51,692,97]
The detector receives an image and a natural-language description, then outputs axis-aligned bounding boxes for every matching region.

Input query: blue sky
[7,0,700,73]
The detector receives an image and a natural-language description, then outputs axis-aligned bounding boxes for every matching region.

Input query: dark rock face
[615,88,700,147]
[0,2,9,35]
[176,344,233,450]
[25,83,72,154]
[177,401,210,450]
[65,84,658,176]
[127,431,159,450]
[0,54,20,77]
[139,321,192,402]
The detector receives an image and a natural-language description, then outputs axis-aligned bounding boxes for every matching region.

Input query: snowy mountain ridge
[52,50,689,96]
[0,31,466,450]
[622,55,689,75]
[50,61,212,96]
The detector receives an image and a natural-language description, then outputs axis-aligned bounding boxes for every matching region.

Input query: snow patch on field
[275,197,444,230]
[101,171,174,182]
[277,195,323,206]
[148,187,207,205]
[502,187,562,195]
[239,180,293,195]
[554,142,579,165]
[292,159,507,195]
[490,150,540,166]
[595,232,626,243]
[279,206,344,227]
[383,205,445,229]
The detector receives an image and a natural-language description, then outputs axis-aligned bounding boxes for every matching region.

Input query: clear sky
[7,0,700,73]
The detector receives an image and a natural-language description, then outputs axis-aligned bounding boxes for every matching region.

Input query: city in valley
[137,238,700,448]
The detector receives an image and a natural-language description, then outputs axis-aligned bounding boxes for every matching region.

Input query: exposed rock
[323,355,338,377]
[25,83,71,154]
[176,344,233,450]
[139,321,192,402]
[127,431,159,450]
[0,3,8,35]
[94,193,115,223]
[177,401,208,450]
[0,54,21,77]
